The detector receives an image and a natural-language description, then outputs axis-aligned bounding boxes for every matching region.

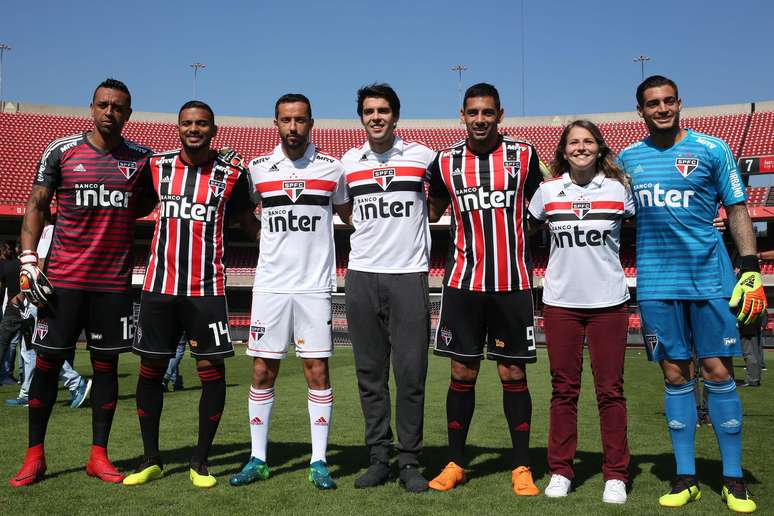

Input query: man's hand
[19,251,53,306]
[729,255,767,325]
[217,147,246,171]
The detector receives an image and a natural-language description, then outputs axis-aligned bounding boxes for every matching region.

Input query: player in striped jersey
[123,101,258,489]
[341,84,436,492]
[230,94,351,491]
[11,79,155,487]
[618,76,764,513]
[426,83,543,496]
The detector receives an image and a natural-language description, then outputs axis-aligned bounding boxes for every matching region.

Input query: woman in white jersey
[528,120,634,504]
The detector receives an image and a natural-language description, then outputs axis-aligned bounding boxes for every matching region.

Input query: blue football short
[639,298,741,362]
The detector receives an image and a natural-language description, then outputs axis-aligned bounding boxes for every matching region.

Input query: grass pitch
[0,347,771,515]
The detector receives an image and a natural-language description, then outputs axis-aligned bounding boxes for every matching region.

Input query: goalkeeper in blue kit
[618,76,765,513]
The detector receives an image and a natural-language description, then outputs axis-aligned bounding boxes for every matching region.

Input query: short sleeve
[524,147,543,202]
[332,162,350,205]
[427,155,449,200]
[623,184,636,219]
[527,183,547,221]
[34,140,65,189]
[712,141,746,206]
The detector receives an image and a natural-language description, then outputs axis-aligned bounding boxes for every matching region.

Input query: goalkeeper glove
[217,147,246,172]
[18,250,54,306]
[729,255,767,325]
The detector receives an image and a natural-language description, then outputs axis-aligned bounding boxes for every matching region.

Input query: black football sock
[90,355,119,448]
[446,378,476,466]
[136,360,166,458]
[192,363,226,466]
[502,378,531,468]
[28,355,64,447]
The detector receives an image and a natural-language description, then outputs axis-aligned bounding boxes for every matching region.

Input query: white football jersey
[528,172,635,308]
[341,137,436,273]
[248,143,349,293]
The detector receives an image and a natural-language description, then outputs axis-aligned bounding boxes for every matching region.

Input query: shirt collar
[360,135,404,161]
[561,171,606,189]
[271,142,317,166]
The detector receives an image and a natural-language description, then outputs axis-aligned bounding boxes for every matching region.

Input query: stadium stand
[742,110,774,156]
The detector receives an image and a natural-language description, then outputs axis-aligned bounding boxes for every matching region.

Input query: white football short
[246,291,333,359]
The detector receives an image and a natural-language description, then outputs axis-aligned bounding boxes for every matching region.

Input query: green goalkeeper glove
[729,255,767,325]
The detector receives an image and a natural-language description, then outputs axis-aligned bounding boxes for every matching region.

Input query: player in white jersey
[340,84,436,492]
[231,94,351,490]
[528,121,633,504]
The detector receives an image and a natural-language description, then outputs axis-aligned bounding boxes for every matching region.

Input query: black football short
[433,286,537,363]
[33,287,136,357]
[134,291,234,360]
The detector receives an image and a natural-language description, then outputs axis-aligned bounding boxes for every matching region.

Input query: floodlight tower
[190,62,206,99]
[451,64,467,108]
[633,55,651,81]
[0,43,11,112]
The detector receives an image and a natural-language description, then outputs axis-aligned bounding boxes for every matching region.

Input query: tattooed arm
[20,185,54,252]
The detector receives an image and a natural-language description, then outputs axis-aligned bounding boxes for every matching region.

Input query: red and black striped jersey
[34,132,153,293]
[428,136,542,292]
[143,150,252,296]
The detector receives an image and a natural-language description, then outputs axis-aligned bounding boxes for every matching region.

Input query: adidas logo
[314,416,328,426]
[632,164,644,174]
[74,164,86,172]
[452,167,462,176]
[269,164,279,172]
[250,416,264,425]
[360,153,369,161]
[557,190,566,197]
[160,175,172,183]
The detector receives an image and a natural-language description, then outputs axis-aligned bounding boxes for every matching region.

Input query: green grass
[0,347,771,515]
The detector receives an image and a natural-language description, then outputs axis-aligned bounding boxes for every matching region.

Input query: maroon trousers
[543,303,630,482]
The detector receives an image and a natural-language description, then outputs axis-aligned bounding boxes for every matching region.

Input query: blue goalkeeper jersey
[617,129,746,301]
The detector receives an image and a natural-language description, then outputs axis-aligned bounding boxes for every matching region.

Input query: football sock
[446,378,476,466]
[502,379,532,468]
[248,387,274,462]
[90,355,119,447]
[28,355,64,447]
[136,361,166,458]
[308,388,333,464]
[193,363,226,465]
[705,379,743,478]
[664,380,697,476]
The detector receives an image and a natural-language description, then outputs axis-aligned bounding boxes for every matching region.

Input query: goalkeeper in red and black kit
[10,79,156,487]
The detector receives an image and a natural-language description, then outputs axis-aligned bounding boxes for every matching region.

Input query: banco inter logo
[456,186,516,212]
[635,183,695,208]
[551,225,611,248]
[159,194,216,222]
[75,183,132,208]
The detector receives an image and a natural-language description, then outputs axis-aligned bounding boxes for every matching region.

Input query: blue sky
[2,0,773,119]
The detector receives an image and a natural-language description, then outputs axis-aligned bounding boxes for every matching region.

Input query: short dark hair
[93,78,131,106]
[356,83,400,118]
[178,100,215,122]
[275,93,312,119]
[463,83,500,111]
[636,75,679,107]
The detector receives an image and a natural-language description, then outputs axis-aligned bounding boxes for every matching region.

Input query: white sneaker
[544,474,571,497]
[602,479,627,504]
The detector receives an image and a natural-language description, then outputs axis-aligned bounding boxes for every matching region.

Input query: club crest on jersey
[504,160,521,178]
[675,157,699,177]
[117,160,138,179]
[209,178,226,197]
[250,325,266,342]
[283,181,305,202]
[373,168,395,190]
[35,321,48,341]
[572,201,592,219]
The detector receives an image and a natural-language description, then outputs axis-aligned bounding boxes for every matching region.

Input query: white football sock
[248,386,274,462]
[308,388,333,464]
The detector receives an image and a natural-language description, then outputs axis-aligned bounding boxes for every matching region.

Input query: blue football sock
[705,379,743,478]
[664,380,697,476]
